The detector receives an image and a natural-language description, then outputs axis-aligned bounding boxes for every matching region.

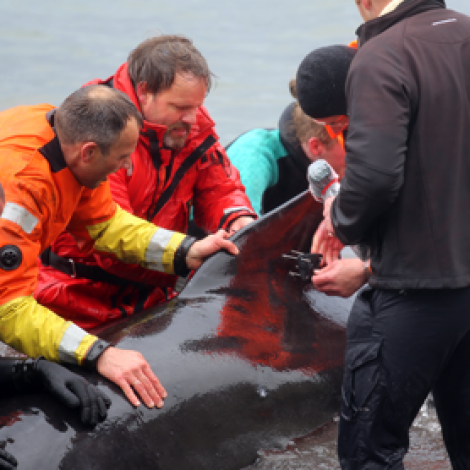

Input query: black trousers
[338,286,470,470]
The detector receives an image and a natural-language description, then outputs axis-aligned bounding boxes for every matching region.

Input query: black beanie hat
[296,45,356,119]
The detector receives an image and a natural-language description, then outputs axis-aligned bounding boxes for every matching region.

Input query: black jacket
[332,0,470,289]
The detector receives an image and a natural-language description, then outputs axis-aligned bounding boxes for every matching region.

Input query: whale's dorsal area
[0,190,354,470]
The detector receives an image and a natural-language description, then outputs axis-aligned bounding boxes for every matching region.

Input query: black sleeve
[173,235,197,277]
[331,42,411,246]
[0,358,42,396]
[0,358,18,396]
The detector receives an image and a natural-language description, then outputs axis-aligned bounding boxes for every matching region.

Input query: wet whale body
[0,191,354,470]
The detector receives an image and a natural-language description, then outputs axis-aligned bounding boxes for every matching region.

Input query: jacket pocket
[341,339,382,422]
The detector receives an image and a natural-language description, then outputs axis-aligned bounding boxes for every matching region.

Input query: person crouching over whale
[35,34,256,333]
[225,84,345,218]
[0,85,240,413]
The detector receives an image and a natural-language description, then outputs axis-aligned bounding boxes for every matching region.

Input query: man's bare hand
[97,347,167,408]
[186,229,239,270]
[311,219,344,264]
[226,216,255,235]
[311,258,368,297]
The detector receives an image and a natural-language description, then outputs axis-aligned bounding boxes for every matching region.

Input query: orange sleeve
[66,181,118,254]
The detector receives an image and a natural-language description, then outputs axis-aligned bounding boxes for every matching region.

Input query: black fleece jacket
[332,0,470,289]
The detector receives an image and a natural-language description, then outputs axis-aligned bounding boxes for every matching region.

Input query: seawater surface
[1,0,466,145]
[1,1,470,468]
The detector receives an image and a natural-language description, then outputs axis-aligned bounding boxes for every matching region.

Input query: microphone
[307,159,340,203]
[307,159,370,261]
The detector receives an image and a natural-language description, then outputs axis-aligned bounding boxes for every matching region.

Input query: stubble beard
[163,122,191,150]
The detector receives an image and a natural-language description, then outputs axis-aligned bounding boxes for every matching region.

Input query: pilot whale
[0,190,354,470]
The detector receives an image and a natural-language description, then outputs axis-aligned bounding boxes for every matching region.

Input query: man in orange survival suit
[35,35,257,330]
[0,85,240,410]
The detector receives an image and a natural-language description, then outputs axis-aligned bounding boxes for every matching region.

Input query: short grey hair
[127,35,213,94]
[55,85,143,155]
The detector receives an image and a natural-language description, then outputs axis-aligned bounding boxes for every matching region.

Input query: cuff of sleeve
[173,236,197,277]
[82,340,113,371]
[218,210,257,230]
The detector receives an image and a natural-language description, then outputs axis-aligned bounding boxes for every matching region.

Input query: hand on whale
[97,347,167,408]
[226,216,255,235]
[186,229,239,270]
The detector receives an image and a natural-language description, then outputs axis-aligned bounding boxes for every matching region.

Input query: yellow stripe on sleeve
[87,205,186,275]
[0,296,98,364]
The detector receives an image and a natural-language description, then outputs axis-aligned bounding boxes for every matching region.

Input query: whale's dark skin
[0,191,354,470]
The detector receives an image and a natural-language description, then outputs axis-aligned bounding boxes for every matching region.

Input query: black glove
[4,357,112,427]
[0,447,17,470]
[34,359,112,426]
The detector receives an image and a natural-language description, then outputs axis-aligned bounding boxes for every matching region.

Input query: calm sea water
[1,0,467,145]
[1,1,470,468]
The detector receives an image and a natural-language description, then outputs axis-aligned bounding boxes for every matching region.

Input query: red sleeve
[193,139,257,233]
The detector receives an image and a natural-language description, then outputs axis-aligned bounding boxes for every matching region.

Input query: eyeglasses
[312,115,349,139]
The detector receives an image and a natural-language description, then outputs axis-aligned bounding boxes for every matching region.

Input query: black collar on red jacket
[356,0,446,46]
[38,110,67,173]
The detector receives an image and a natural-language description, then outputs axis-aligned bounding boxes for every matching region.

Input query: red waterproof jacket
[35,63,256,330]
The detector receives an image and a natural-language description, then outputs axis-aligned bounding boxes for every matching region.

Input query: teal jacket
[226,103,311,216]
[227,129,288,216]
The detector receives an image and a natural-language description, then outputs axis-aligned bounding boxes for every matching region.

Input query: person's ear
[135,82,149,106]
[80,142,99,164]
[307,137,324,157]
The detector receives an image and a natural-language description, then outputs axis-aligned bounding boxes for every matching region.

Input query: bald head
[55,85,143,156]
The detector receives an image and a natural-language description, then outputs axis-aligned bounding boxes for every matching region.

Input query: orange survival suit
[0,105,192,364]
[35,63,256,330]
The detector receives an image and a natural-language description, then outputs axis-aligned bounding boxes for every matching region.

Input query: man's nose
[181,108,198,126]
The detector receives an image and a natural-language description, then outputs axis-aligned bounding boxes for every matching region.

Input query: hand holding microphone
[308,159,341,203]
[307,159,370,261]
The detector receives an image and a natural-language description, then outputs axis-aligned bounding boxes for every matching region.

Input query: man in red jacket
[36,35,256,330]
